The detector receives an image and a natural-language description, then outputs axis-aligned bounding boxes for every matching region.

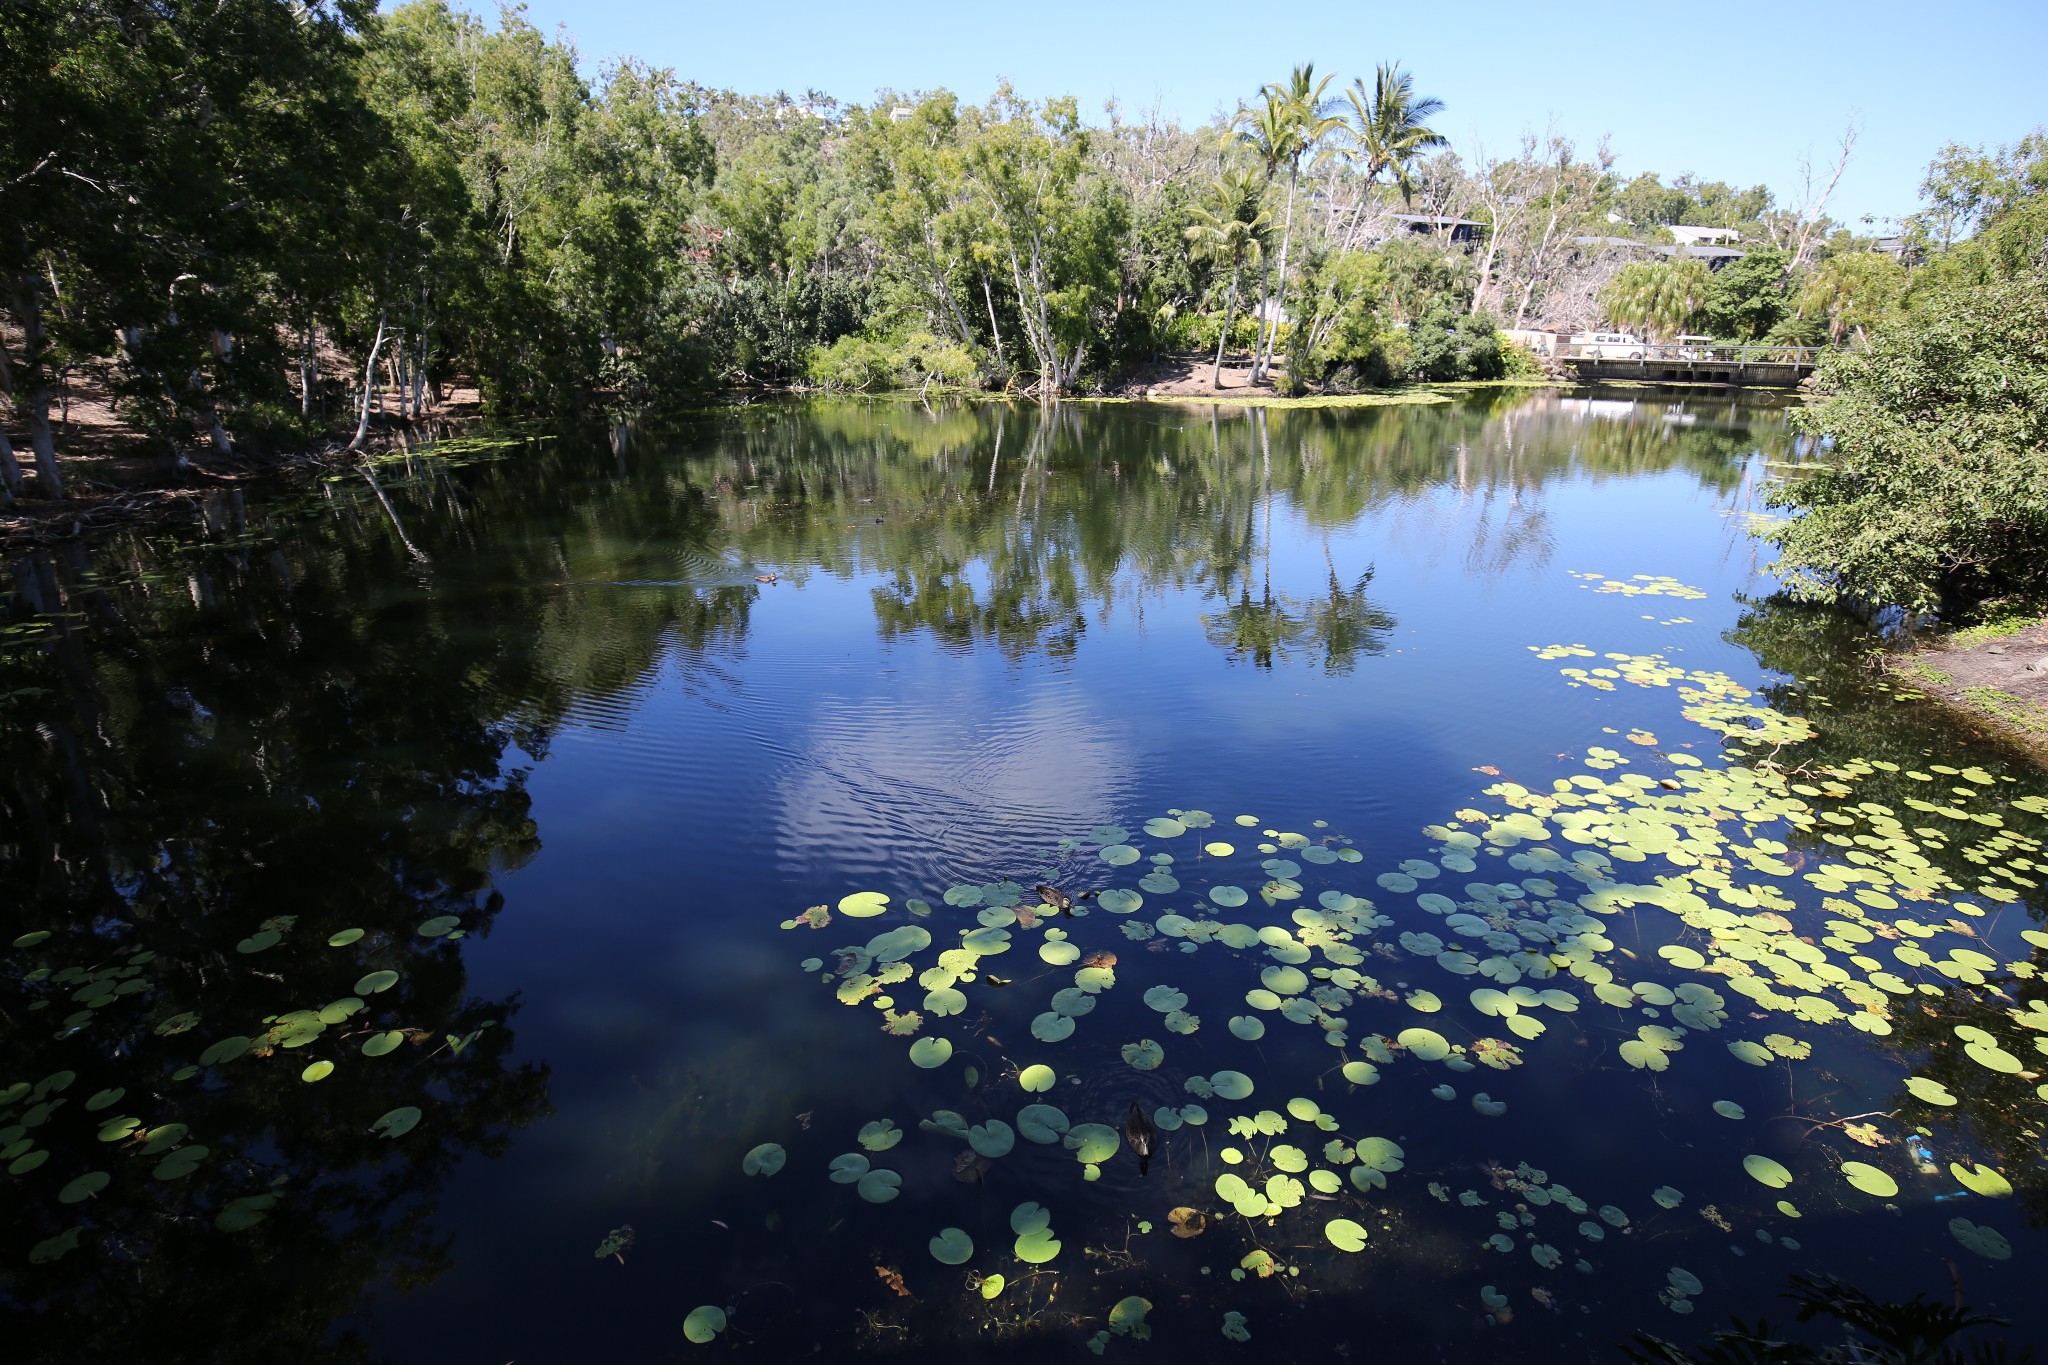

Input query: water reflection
[0,532,554,1361]
[20,391,2012,1365]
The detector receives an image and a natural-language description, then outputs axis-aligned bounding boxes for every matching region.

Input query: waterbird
[1035,884,1073,917]
[755,572,777,584]
[1125,1101,1157,1176]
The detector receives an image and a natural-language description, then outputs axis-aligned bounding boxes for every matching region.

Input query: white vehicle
[1570,331,1646,360]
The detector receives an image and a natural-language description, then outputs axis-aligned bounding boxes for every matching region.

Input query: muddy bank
[1889,615,2048,763]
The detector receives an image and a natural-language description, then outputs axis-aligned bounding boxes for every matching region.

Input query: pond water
[3,391,2044,1363]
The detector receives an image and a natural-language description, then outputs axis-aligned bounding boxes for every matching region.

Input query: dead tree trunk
[347,308,389,451]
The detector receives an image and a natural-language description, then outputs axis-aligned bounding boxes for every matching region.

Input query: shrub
[807,331,981,392]
[1764,271,2048,616]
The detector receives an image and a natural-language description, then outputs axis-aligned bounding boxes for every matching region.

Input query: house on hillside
[1388,213,1487,249]
[1669,225,1741,246]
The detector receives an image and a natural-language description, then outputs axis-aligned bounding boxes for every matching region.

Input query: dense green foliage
[1766,142,2048,617]
[0,0,2011,505]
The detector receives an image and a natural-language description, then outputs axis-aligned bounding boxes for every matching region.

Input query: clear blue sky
[455,0,2044,226]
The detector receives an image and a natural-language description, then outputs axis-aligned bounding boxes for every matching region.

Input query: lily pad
[1018,1063,1056,1092]
[909,1037,953,1069]
[1951,1162,2014,1198]
[1208,1070,1254,1100]
[930,1227,974,1264]
[856,1168,902,1203]
[1229,1015,1266,1040]
[1839,1162,1897,1197]
[1325,1218,1369,1252]
[838,891,890,918]
[683,1305,728,1343]
[1742,1154,1793,1188]
[1397,1027,1451,1061]
[742,1142,787,1175]
[1121,1039,1164,1070]
[57,1171,109,1204]
[828,1152,871,1183]
[1949,1217,2012,1260]
[1017,1105,1071,1144]
[371,1106,422,1138]
[1712,1100,1746,1120]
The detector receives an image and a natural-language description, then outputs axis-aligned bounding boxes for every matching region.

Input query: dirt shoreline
[1887,616,2048,765]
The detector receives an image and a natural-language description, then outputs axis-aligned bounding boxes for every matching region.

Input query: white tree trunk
[347,309,389,451]
[1259,165,1300,381]
[1212,275,1238,390]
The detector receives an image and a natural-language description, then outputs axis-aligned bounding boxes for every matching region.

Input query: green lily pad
[417,915,461,938]
[1208,1070,1253,1100]
[969,1120,1016,1159]
[930,1227,974,1264]
[300,1060,334,1083]
[1017,1105,1070,1144]
[838,891,890,918]
[1209,886,1248,908]
[909,1037,953,1069]
[1121,1039,1164,1070]
[1014,1226,1061,1263]
[1840,1162,1897,1197]
[1397,1027,1451,1061]
[1018,1064,1056,1092]
[1712,1100,1746,1120]
[327,928,365,947]
[743,1142,787,1175]
[1743,1154,1793,1188]
[858,1119,903,1152]
[1949,1217,2012,1260]
[235,930,281,954]
[683,1305,728,1343]
[198,1036,252,1066]
[371,1106,422,1138]
[856,1168,902,1203]
[57,1171,109,1204]
[136,1123,189,1155]
[828,1152,870,1183]
[1064,1123,1120,1164]
[1031,1012,1075,1043]
[362,1030,405,1057]
[1322,1215,1370,1252]
[1905,1076,1957,1106]
[1143,985,1188,1012]
[354,970,399,995]
[1952,1162,2013,1198]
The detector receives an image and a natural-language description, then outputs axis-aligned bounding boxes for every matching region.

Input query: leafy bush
[807,331,981,392]
[1406,307,1507,382]
[1765,272,2048,616]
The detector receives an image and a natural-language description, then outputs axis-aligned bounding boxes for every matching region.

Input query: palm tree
[1600,258,1711,341]
[1234,66,1342,385]
[1184,167,1272,389]
[1338,63,1449,252]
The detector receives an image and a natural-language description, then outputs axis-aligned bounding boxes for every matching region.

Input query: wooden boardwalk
[1560,344,1820,389]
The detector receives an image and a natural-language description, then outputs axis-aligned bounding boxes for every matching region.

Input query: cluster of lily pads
[3,906,478,1263]
[728,621,2045,1346]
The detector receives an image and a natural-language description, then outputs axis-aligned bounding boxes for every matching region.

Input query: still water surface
[2,392,2043,1362]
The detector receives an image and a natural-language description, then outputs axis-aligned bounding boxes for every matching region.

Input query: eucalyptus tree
[966,94,1127,395]
[1337,63,1449,251]
[1183,167,1272,388]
